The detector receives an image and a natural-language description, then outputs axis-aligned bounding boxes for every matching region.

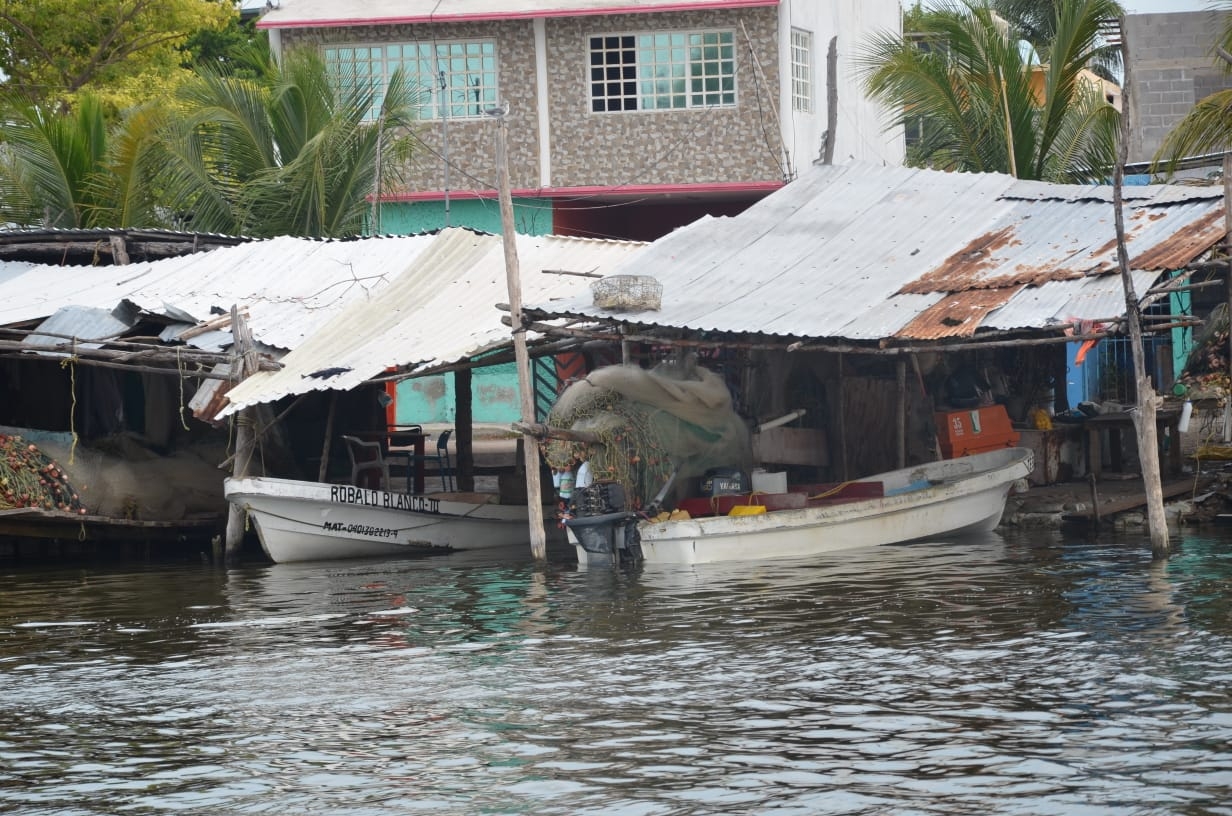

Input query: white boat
[224,476,548,563]
[568,447,1034,566]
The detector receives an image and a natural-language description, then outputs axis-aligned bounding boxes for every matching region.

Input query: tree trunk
[1115,23,1168,556]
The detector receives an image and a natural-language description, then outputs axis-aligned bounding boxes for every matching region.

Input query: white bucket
[751,469,787,494]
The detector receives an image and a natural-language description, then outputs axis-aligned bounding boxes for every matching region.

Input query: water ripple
[1,532,1230,814]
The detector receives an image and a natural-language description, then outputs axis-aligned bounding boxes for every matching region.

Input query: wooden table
[1084,409,1181,480]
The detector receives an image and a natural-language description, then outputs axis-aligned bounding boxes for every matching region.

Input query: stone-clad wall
[282,22,541,193]
[1126,11,1232,165]
[544,8,784,188]
[280,7,784,194]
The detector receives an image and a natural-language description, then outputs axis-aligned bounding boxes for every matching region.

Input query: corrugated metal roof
[23,306,132,352]
[219,229,645,415]
[0,234,442,352]
[258,0,777,28]
[524,162,1225,344]
[0,228,644,415]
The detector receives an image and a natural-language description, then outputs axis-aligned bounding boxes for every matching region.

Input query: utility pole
[441,70,451,228]
[490,104,547,561]
[1114,20,1168,556]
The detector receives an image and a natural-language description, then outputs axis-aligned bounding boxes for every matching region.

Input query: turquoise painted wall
[379,198,553,236]
[396,359,560,424]
[1171,289,1192,387]
[396,364,523,424]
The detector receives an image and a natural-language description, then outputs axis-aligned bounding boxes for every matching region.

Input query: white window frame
[588,29,737,113]
[323,39,498,121]
[790,28,813,114]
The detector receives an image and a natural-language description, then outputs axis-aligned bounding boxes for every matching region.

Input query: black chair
[413,429,453,492]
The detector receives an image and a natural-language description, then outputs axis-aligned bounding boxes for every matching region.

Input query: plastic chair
[409,429,453,491]
[341,435,390,490]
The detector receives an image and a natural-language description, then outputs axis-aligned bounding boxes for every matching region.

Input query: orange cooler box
[935,405,1020,459]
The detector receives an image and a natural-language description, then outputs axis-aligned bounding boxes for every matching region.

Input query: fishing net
[542,360,751,510]
[0,433,85,513]
[0,427,227,520]
[1179,302,1231,394]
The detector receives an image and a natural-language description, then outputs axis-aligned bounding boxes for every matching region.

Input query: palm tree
[991,0,1121,80]
[1153,3,1232,169]
[158,49,420,238]
[0,94,166,228]
[861,0,1122,183]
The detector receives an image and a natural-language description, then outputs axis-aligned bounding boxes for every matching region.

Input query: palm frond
[1153,89,1232,172]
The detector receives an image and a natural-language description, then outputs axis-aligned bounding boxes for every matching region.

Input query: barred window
[589,30,736,113]
[790,28,813,113]
[324,39,498,120]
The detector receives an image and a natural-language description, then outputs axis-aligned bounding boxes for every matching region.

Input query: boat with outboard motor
[565,447,1034,566]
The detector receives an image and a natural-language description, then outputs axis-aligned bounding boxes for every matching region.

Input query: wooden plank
[1061,479,1195,523]
[0,509,222,542]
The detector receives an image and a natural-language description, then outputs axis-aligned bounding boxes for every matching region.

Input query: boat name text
[329,485,440,514]
[322,521,400,538]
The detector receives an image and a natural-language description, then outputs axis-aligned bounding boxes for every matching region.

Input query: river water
[2,530,1231,815]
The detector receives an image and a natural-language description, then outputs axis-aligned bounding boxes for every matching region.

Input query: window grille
[791,28,812,113]
[324,39,498,121]
[589,30,736,113]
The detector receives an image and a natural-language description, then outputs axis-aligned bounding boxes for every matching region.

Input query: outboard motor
[700,467,749,497]
[564,482,642,565]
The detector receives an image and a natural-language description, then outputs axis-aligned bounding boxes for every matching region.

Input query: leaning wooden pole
[1224,153,1232,433]
[492,105,547,561]
[224,306,261,562]
[1114,24,1168,556]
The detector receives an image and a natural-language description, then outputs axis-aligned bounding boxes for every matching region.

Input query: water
[2,530,1231,815]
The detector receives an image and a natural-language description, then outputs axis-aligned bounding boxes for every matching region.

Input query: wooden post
[1088,472,1102,531]
[1224,153,1231,433]
[896,357,907,469]
[318,392,337,483]
[1113,25,1168,556]
[492,105,547,561]
[837,352,848,480]
[823,36,837,165]
[456,368,474,492]
[224,306,261,562]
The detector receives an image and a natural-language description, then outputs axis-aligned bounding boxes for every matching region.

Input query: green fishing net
[543,360,751,510]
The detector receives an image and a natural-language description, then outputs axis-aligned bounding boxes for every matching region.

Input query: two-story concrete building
[1123,7,1232,169]
[257,0,904,241]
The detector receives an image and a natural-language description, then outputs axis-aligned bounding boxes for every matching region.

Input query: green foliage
[992,0,1121,80]
[0,0,235,112]
[157,49,421,237]
[0,94,166,227]
[180,8,272,80]
[0,47,420,237]
[860,0,1122,183]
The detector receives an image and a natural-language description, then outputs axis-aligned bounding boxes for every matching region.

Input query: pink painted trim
[379,180,783,203]
[258,0,777,29]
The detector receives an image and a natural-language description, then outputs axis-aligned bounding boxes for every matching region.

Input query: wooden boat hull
[574,448,1035,566]
[224,477,539,563]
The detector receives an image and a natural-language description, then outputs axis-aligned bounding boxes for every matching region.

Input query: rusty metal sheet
[896,288,1021,340]
[1129,207,1225,269]
[898,226,1022,295]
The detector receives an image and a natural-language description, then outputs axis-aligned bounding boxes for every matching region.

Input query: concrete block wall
[1126,10,1232,165]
